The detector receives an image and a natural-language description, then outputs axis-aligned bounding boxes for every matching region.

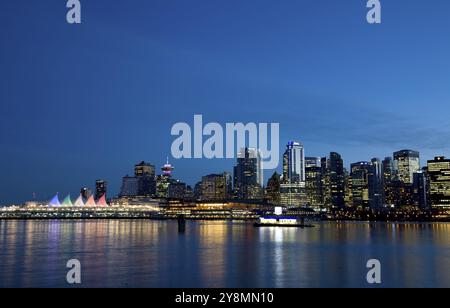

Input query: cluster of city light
[47,193,108,207]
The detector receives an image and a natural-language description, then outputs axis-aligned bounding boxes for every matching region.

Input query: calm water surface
[1,220,449,288]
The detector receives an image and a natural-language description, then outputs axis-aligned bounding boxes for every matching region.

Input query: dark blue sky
[1,0,450,204]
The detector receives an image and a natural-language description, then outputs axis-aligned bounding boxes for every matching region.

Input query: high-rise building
[199,173,230,201]
[305,157,321,168]
[351,162,371,209]
[369,158,384,209]
[413,171,428,209]
[194,182,202,201]
[427,156,450,209]
[421,166,431,208]
[136,161,156,196]
[390,180,414,208]
[233,148,263,200]
[119,161,156,197]
[119,176,139,197]
[344,169,353,208]
[280,181,306,207]
[168,180,187,200]
[137,176,156,196]
[394,150,420,184]
[266,172,281,205]
[382,157,394,206]
[135,161,155,177]
[324,152,345,210]
[184,185,194,201]
[95,179,107,200]
[305,164,322,210]
[280,142,307,207]
[321,157,330,206]
[284,141,305,182]
[350,159,383,209]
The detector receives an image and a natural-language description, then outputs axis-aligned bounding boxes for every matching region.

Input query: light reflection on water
[0,220,450,288]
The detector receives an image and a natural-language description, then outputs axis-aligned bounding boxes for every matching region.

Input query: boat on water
[253,215,314,228]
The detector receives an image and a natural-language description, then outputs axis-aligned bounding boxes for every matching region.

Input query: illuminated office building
[168,180,187,200]
[369,158,384,209]
[413,171,428,209]
[233,148,263,200]
[427,156,450,209]
[305,164,322,210]
[120,161,156,197]
[199,173,232,201]
[305,157,321,168]
[394,150,420,184]
[135,161,156,196]
[280,142,307,207]
[280,181,306,208]
[344,169,353,208]
[266,172,281,205]
[322,152,345,210]
[383,157,395,206]
[135,161,155,177]
[351,162,371,209]
[283,141,305,182]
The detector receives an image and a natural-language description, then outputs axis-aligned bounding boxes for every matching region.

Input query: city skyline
[2,1,450,204]
[5,142,448,209]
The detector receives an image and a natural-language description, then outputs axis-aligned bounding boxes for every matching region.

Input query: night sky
[1,0,450,204]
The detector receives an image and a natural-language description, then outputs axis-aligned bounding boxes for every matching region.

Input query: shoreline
[1,216,450,223]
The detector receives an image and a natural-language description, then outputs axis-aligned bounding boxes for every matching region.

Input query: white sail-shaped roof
[74,195,85,207]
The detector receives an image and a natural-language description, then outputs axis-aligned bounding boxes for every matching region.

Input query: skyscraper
[326,152,345,210]
[95,179,107,200]
[135,161,155,177]
[382,157,394,206]
[199,173,230,201]
[413,171,428,209]
[394,150,420,184]
[280,181,306,207]
[119,161,156,197]
[369,158,384,209]
[344,168,353,208]
[280,142,307,207]
[305,164,322,210]
[305,157,321,168]
[168,180,187,200]
[233,148,263,200]
[266,172,281,205]
[119,176,139,197]
[427,156,450,209]
[284,141,305,182]
[350,162,371,209]
[135,161,156,196]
